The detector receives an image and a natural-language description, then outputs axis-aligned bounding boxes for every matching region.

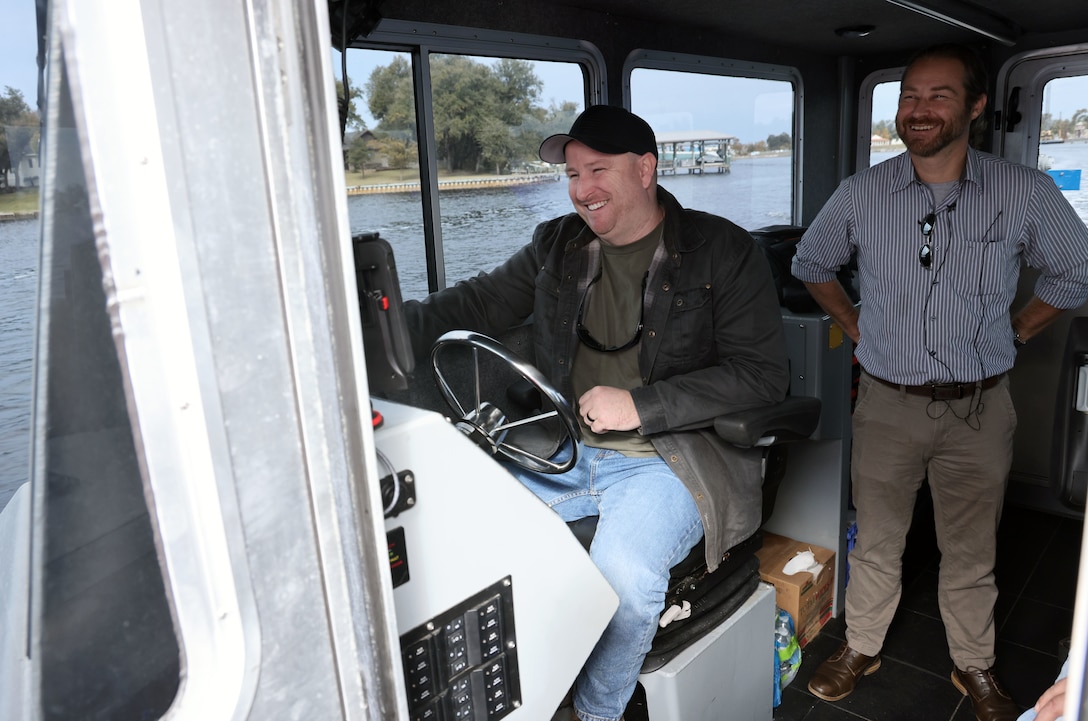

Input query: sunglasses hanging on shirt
[918,212,936,269]
[576,269,648,352]
[917,202,957,270]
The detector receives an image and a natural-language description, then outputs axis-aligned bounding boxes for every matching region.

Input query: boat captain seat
[565,394,821,681]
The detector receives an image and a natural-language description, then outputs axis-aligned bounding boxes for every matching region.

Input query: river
[0,217,38,511]
[3,147,1088,510]
[350,155,795,300]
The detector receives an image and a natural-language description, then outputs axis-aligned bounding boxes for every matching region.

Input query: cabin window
[335,36,594,300]
[626,53,800,232]
[866,79,903,168]
[336,47,430,299]
[1036,75,1088,226]
[857,68,904,170]
[428,54,585,293]
[990,48,1088,226]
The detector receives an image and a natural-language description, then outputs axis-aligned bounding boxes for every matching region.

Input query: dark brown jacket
[406,187,789,569]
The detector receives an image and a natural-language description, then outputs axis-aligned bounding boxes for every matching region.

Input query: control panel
[400,577,521,721]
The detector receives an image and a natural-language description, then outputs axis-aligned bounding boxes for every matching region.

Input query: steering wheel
[430,330,581,473]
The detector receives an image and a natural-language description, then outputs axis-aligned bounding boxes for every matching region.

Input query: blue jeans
[505,443,704,721]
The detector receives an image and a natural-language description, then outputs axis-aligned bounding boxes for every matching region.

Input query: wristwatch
[1013,331,1026,348]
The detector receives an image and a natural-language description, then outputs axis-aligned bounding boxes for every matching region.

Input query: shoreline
[346,172,561,196]
[1,153,797,211]
[0,212,39,222]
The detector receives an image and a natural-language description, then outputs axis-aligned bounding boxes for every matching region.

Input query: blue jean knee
[506,444,704,721]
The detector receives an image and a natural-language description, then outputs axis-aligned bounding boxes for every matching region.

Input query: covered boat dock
[656,130,736,174]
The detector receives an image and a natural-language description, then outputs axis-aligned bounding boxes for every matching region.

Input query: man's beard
[897,108,972,158]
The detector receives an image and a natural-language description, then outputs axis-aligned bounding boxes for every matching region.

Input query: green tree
[430,55,504,171]
[477,116,519,174]
[346,133,372,173]
[1057,108,1088,139]
[0,87,39,191]
[741,140,769,155]
[366,56,415,133]
[375,133,417,181]
[365,54,549,173]
[517,101,578,150]
[493,57,543,123]
[1073,108,1088,139]
[336,78,365,129]
[766,132,791,151]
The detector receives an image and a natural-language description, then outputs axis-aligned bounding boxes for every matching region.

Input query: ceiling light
[835,25,876,39]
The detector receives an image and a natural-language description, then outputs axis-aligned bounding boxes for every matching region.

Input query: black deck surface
[775,493,1081,721]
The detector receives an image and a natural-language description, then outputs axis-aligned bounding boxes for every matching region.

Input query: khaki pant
[844,372,1017,670]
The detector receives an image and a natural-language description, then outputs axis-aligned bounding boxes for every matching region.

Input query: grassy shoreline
[0,189,40,218]
[0,172,502,217]
[0,172,511,218]
[343,168,539,186]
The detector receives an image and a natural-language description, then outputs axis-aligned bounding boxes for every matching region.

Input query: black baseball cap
[538,105,658,164]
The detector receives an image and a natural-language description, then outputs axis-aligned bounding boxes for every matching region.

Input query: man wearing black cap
[405,105,789,721]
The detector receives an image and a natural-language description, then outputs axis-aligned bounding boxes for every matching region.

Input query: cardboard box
[755,533,834,648]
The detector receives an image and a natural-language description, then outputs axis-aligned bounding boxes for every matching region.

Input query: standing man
[405,105,789,721]
[792,44,1088,721]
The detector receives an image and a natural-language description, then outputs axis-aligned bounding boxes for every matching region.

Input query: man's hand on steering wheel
[431,330,582,473]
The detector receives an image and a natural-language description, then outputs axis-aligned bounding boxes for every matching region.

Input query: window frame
[995,44,1088,169]
[348,19,608,292]
[856,66,904,172]
[622,48,804,225]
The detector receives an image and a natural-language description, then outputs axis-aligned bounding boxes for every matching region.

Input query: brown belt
[869,372,1005,401]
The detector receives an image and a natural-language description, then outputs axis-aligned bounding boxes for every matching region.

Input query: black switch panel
[400,577,521,721]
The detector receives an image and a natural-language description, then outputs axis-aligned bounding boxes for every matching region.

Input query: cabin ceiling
[352,0,1088,58]
[550,0,1088,56]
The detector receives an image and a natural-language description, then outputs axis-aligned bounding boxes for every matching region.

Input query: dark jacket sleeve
[402,242,541,362]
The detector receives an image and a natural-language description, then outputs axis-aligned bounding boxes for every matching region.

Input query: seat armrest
[713,396,821,447]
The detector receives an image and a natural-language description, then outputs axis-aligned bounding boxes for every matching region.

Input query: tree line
[1,87,40,192]
[341,56,580,176]
[1042,109,1088,140]
[735,132,793,156]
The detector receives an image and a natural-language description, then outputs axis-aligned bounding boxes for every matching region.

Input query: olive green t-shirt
[572,220,663,456]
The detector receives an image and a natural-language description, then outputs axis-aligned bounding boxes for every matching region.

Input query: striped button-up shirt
[792,148,1088,385]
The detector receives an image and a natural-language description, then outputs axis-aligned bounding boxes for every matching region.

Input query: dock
[347,172,561,195]
[655,130,736,175]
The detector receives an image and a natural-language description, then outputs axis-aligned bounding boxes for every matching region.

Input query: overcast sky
[1,0,40,108]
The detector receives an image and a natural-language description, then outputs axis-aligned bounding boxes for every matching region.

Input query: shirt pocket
[956,235,1008,298]
[657,284,714,364]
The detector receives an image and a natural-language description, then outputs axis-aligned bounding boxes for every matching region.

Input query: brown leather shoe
[807,641,881,701]
[951,667,1021,721]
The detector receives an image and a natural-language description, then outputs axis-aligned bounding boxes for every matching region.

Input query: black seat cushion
[642,556,763,672]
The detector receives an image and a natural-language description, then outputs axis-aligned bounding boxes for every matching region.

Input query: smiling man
[405,105,789,721]
[792,44,1088,721]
